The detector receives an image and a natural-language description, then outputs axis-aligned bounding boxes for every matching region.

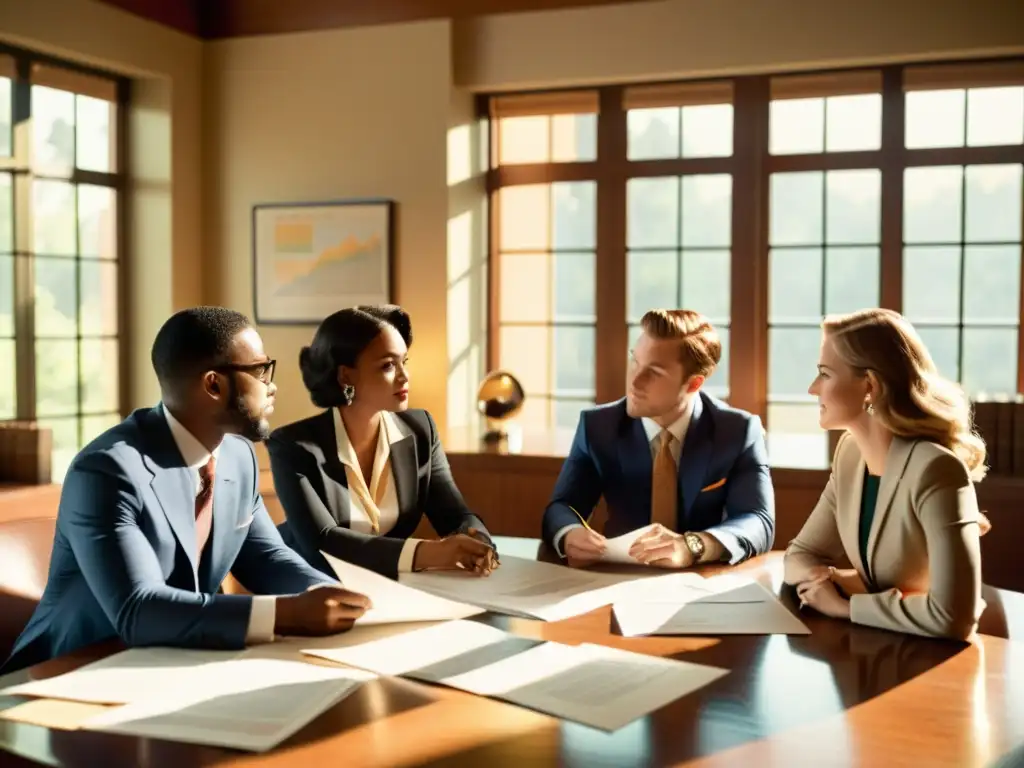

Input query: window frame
[0,42,130,450]
[483,58,1024,466]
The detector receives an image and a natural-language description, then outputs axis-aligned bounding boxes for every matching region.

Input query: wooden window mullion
[595,86,627,406]
[729,76,770,423]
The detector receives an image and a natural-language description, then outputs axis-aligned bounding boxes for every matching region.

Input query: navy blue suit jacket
[1,405,329,674]
[541,394,775,562]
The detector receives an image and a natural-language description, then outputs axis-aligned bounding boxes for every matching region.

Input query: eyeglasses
[214,359,276,385]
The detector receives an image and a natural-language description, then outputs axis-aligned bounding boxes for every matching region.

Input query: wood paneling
[95,0,654,39]
[0,484,61,525]
[95,0,203,37]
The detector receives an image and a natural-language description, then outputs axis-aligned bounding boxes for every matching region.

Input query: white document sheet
[597,524,657,565]
[321,551,484,624]
[613,575,811,636]
[305,620,727,732]
[302,619,520,677]
[84,658,374,752]
[439,641,728,731]
[398,555,628,621]
[0,647,244,705]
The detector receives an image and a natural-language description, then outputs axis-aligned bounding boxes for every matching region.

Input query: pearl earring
[865,400,875,416]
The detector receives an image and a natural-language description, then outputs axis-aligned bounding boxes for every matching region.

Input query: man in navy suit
[2,307,371,674]
[542,309,775,569]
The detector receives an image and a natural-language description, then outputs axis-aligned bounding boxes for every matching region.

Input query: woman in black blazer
[267,304,498,579]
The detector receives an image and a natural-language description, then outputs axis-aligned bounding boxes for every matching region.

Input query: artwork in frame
[252,199,394,325]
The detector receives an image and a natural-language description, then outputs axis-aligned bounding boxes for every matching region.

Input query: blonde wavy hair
[823,308,987,482]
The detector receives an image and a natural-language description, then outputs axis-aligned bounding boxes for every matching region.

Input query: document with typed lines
[321,550,484,624]
[398,555,638,621]
[84,657,374,752]
[613,575,811,636]
[0,647,244,705]
[303,619,727,731]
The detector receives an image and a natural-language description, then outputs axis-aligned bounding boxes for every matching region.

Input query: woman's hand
[797,577,851,620]
[829,567,868,597]
[413,533,498,576]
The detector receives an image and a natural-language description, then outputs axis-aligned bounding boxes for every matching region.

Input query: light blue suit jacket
[1,405,329,674]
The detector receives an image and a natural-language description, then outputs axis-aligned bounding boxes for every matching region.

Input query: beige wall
[446,89,489,433]
[455,0,1024,91]
[0,0,203,409]
[202,21,454,464]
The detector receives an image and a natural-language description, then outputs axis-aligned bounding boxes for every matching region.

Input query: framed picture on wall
[251,199,395,325]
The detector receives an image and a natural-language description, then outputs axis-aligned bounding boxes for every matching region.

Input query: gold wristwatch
[683,532,705,563]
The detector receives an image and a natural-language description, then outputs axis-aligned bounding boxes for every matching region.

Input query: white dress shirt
[554,398,743,559]
[163,408,276,643]
[332,408,422,572]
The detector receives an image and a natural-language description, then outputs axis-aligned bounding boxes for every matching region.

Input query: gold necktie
[650,430,678,530]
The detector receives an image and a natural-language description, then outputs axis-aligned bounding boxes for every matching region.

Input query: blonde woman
[784,308,989,640]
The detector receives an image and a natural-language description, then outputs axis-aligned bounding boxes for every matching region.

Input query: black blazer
[266,408,491,579]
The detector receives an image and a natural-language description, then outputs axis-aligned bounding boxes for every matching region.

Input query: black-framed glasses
[214,359,276,385]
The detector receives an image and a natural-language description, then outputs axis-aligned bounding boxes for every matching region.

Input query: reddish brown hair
[640,309,721,378]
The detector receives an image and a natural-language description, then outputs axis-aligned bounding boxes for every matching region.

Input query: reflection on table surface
[0,541,1022,768]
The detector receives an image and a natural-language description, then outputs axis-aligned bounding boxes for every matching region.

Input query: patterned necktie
[650,430,678,530]
[194,455,216,556]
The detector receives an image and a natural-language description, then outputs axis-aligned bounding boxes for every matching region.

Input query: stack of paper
[399,554,641,621]
[0,647,245,705]
[303,620,728,732]
[0,648,374,752]
[612,575,810,636]
[321,551,484,624]
[84,657,374,752]
[597,524,658,565]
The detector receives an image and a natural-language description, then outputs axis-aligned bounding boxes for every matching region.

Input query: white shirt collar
[331,409,407,465]
[332,409,409,503]
[163,405,219,469]
[641,397,695,446]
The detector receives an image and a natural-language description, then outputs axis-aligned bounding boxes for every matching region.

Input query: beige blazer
[784,432,984,640]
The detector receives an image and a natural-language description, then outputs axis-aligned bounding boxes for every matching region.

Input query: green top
[859,469,881,578]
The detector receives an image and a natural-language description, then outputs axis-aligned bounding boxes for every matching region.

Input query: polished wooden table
[1,538,1023,768]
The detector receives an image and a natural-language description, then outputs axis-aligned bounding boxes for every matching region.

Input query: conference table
[1,537,1023,768]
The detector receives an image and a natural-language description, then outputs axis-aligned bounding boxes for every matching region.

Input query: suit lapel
[842,445,869,579]
[865,437,916,577]
[142,406,199,588]
[680,395,713,519]
[389,433,417,516]
[314,410,354,525]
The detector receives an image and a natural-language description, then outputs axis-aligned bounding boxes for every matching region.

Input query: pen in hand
[568,505,593,531]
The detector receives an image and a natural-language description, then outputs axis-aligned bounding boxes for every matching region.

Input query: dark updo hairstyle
[298,305,413,409]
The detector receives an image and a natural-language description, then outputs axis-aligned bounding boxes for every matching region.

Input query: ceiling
[96,0,654,39]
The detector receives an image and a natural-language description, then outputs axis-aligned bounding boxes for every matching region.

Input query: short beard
[225,378,270,443]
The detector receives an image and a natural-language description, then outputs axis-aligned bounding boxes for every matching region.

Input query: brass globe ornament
[476,370,525,443]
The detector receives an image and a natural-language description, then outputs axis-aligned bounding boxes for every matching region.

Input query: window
[490,92,599,432]
[485,59,1024,469]
[902,63,1024,400]
[766,73,883,468]
[0,48,126,480]
[1,64,14,422]
[624,82,735,400]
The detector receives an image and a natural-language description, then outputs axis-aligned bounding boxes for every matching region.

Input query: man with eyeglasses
[2,307,371,674]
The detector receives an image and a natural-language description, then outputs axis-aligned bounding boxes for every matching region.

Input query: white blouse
[332,408,420,572]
